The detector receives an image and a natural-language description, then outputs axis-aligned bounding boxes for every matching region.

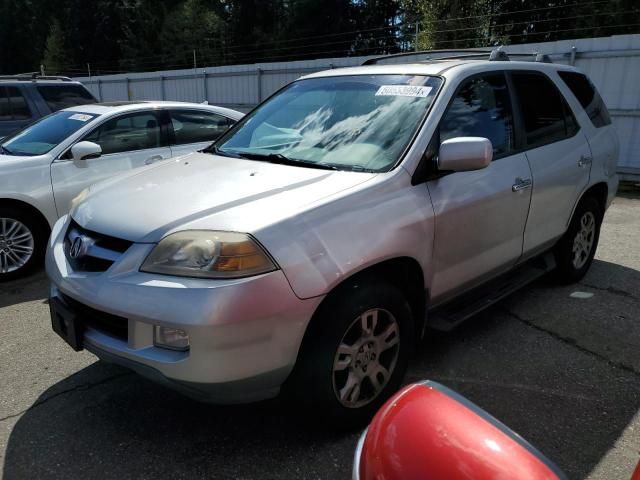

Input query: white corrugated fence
[75,34,640,179]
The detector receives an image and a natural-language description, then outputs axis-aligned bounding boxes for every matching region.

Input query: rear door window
[37,84,96,112]
[440,73,515,158]
[558,71,611,128]
[0,86,32,120]
[511,72,578,148]
[83,111,163,155]
[169,110,233,145]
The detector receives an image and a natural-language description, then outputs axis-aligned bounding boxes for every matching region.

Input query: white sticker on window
[375,85,433,98]
[69,113,92,122]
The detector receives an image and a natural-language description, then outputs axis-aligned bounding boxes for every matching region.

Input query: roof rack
[0,73,72,82]
[362,47,552,65]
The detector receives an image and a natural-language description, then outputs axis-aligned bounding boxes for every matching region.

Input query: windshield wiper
[230,151,339,171]
[0,145,13,155]
[204,145,244,159]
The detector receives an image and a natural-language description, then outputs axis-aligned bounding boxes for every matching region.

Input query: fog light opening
[154,326,190,352]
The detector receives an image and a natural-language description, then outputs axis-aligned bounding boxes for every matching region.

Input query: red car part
[355,381,567,480]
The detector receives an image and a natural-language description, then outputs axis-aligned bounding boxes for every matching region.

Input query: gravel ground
[1,194,639,480]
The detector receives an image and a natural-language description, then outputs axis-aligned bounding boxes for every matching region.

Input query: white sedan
[0,101,243,280]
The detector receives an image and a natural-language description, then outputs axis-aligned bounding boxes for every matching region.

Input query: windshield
[1,110,99,156]
[214,75,441,172]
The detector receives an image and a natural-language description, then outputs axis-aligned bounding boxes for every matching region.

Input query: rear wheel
[553,196,602,283]
[285,281,414,429]
[0,206,47,282]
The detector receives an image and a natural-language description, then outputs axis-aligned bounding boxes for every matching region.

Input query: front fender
[256,171,435,299]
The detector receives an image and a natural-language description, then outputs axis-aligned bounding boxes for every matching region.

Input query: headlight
[140,231,277,278]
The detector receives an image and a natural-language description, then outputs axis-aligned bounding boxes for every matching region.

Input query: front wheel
[0,207,47,282]
[553,196,602,283]
[285,281,414,429]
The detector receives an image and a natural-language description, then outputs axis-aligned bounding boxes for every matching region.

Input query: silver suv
[46,50,619,426]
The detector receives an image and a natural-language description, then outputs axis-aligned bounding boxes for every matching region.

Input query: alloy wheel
[332,308,400,409]
[0,218,35,274]
[572,211,596,270]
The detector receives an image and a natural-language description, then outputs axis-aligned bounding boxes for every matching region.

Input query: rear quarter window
[558,71,611,128]
[37,84,96,112]
[170,109,233,145]
[0,86,31,120]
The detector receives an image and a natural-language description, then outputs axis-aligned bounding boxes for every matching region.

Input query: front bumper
[46,216,323,403]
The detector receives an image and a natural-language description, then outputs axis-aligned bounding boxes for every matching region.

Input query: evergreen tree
[42,19,68,74]
[159,0,224,68]
[0,0,639,74]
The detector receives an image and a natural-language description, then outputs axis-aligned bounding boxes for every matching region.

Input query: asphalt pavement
[1,194,639,480]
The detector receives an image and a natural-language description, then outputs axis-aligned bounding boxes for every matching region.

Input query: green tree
[42,19,68,74]
[0,0,47,74]
[159,0,225,68]
[352,0,402,55]
[279,0,358,60]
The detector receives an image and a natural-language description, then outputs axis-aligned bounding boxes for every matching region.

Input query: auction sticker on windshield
[69,113,93,122]
[375,85,433,98]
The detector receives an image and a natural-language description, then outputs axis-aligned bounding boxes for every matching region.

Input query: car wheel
[285,281,414,429]
[0,206,47,282]
[553,196,602,284]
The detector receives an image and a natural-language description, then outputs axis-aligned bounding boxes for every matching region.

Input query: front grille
[65,219,133,272]
[62,293,128,341]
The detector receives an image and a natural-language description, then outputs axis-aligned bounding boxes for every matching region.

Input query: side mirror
[355,381,567,480]
[71,141,102,161]
[438,136,492,172]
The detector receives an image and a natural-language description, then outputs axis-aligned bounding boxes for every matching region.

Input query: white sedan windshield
[1,111,98,156]
[216,75,441,172]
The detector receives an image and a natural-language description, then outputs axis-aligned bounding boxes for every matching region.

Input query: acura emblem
[69,236,86,259]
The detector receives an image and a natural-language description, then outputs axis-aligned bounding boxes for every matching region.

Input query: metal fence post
[97,79,103,101]
[160,76,165,100]
[570,46,577,66]
[203,71,208,102]
[126,77,131,100]
[257,68,263,103]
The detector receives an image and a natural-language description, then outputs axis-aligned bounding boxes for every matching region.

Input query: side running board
[428,252,556,332]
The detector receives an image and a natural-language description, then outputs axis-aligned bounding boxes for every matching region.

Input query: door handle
[145,155,163,165]
[512,178,532,192]
[578,155,592,167]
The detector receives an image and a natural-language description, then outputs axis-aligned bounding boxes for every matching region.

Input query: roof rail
[362,47,553,65]
[0,73,72,82]
[362,49,492,65]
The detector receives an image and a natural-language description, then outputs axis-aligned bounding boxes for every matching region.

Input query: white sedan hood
[72,152,375,242]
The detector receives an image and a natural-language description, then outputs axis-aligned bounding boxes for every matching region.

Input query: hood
[72,152,375,242]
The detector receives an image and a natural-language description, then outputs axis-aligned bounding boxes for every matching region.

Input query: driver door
[50,110,171,215]
[427,72,533,305]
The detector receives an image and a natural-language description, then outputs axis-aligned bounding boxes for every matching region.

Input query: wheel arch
[0,197,52,235]
[301,256,427,349]
[569,182,608,225]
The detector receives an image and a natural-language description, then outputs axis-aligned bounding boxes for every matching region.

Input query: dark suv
[0,74,96,138]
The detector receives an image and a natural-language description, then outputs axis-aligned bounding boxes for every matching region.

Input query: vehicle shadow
[0,270,48,309]
[2,361,359,480]
[3,260,639,479]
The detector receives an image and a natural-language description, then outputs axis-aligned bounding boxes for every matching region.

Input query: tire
[553,196,602,284]
[0,206,48,282]
[284,281,414,430]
